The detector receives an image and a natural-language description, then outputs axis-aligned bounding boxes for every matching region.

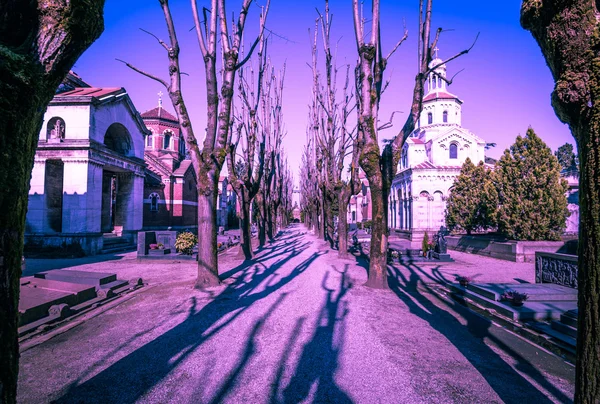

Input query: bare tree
[0,2,105,401]
[120,0,268,287]
[309,1,360,257]
[227,5,270,260]
[255,63,286,245]
[521,1,600,401]
[352,0,474,288]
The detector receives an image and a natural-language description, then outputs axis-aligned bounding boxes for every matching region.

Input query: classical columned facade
[26,79,147,255]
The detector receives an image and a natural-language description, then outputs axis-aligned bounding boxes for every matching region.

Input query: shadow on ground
[387,261,573,403]
[54,230,322,403]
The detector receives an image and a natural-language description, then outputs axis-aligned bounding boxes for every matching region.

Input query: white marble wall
[40,105,91,141]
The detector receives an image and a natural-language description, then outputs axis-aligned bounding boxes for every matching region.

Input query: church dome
[428,58,446,70]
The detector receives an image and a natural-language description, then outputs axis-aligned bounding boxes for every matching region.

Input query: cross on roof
[433,46,439,59]
[158,91,163,108]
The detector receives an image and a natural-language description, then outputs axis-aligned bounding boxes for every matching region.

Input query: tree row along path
[18,225,574,403]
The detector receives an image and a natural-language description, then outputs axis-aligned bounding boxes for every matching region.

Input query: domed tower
[418,50,463,129]
[140,92,186,167]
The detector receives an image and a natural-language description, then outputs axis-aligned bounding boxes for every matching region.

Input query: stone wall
[535,252,578,289]
[446,235,566,262]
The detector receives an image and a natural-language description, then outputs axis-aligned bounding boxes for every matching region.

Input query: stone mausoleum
[26,73,147,255]
[390,53,490,245]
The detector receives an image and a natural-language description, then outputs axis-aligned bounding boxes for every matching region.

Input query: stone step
[551,320,578,338]
[450,283,577,321]
[35,270,116,287]
[530,322,577,351]
[100,243,136,255]
[466,283,577,302]
[103,237,129,246]
[561,309,578,328]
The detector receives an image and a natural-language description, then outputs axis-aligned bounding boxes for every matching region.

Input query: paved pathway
[18,225,574,403]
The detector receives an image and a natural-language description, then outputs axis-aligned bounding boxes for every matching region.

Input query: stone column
[26,160,47,232]
[87,162,104,233]
[61,159,90,233]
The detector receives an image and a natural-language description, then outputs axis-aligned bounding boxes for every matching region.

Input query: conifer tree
[445,158,497,234]
[555,143,578,172]
[495,128,568,241]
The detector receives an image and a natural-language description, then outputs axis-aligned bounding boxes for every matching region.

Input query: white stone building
[25,73,147,255]
[390,55,489,245]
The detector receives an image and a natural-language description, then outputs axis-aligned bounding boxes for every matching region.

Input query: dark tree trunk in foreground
[521,2,600,401]
[0,2,105,401]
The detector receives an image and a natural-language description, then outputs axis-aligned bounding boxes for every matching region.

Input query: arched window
[432,76,437,89]
[449,143,458,159]
[149,193,159,212]
[443,110,448,123]
[104,123,132,156]
[146,132,153,148]
[427,112,433,125]
[47,117,66,140]
[163,130,172,149]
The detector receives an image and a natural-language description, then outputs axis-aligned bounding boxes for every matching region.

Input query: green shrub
[175,231,197,255]
[422,231,430,254]
[363,220,372,229]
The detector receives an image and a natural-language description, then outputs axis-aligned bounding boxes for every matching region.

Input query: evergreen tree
[495,128,568,240]
[555,142,578,171]
[445,158,498,234]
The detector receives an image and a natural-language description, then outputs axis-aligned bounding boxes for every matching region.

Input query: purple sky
[73,0,574,178]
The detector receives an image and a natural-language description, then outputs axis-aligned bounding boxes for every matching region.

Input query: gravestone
[155,231,176,250]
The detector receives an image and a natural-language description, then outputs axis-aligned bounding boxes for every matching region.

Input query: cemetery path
[18,225,574,403]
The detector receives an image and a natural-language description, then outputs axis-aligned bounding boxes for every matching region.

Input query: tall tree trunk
[319,196,326,240]
[326,197,335,248]
[574,120,600,402]
[196,190,220,287]
[338,192,350,258]
[239,196,253,260]
[364,173,389,288]
[521,2,600,401]
[0,2,105,401]
[257,194,267,247]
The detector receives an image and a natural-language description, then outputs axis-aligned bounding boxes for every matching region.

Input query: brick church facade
[141,96,198,230]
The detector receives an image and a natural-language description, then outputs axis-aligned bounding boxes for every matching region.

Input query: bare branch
[140,28,169,51]
[426,32,479,75]
[191,0,208,56]
[385,21,408,60]
[377,110,402,131]
[116,58,168,88]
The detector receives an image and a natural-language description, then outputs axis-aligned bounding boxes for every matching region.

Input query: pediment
[431,127,484,146]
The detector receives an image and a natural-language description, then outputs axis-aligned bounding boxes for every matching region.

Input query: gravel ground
[18,225,574,403]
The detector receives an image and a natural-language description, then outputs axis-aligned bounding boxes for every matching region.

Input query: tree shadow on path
[277,266,353,404]
[54,233,322,404]
[387,261,572,403]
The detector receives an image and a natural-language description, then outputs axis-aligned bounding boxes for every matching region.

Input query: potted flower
[501,290,529,307]
[149,243,158,250]
[157,243,164,250]
[456,275,473,287]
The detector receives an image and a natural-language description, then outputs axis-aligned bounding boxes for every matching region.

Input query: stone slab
[467,283,578,302]
[19,277,96,326]
[451,283,577,321]
[34,269,116,286]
